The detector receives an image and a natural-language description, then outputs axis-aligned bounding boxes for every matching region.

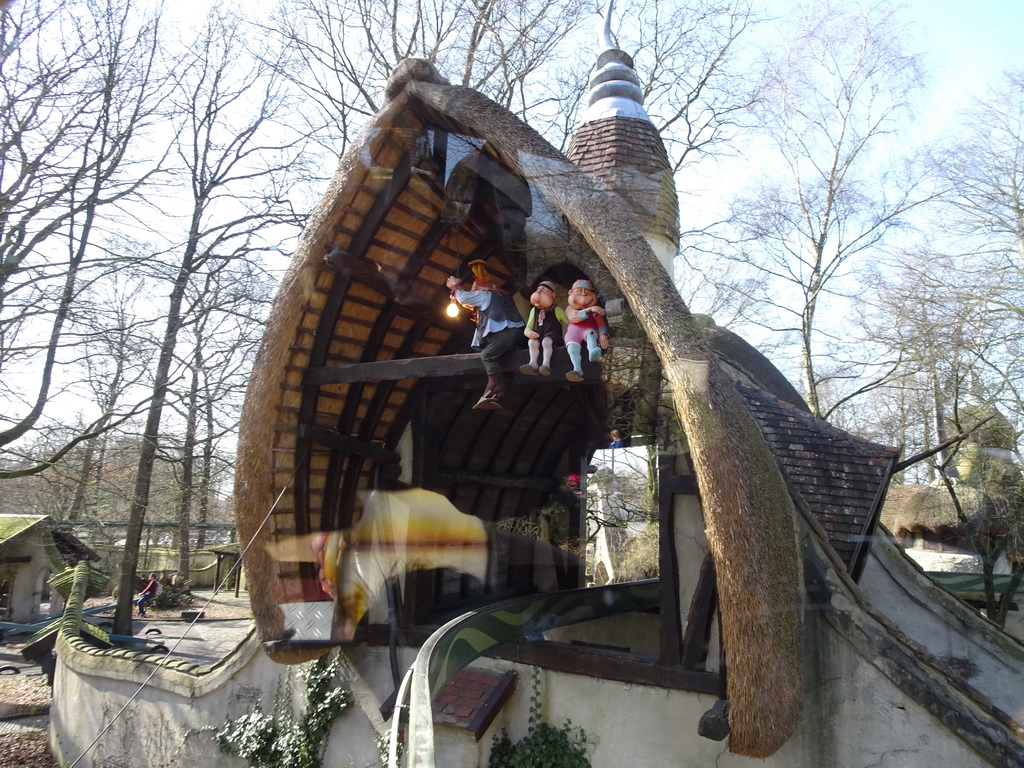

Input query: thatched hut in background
[0,514,98,623]
[880,402,1024,632]
[883,485,981,563]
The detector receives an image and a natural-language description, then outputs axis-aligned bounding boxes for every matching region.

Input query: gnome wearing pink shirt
[564,279,609,382]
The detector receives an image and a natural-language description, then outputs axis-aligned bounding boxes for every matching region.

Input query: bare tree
[264,0,592,162]
[112,9,310,633]
[613,0,758,171]
[0,0,166,469]
[850,249,1024,622]
[168,258,274,582]
[938,69,1024,266]
[720,0,934,417]
[60,275,156,519]
[852,69,1024,458]
[265,0,760,168]
[938,406,1024,629]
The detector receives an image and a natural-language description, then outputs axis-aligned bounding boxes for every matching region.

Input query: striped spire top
[580,0,650,124]
[568,0,680,271]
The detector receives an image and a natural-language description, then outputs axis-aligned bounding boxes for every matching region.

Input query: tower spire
[568,2,680,274]
[581,0,649,124]
[600,0,615,50]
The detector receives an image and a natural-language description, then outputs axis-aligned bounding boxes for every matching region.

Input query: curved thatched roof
[236,58,806,757]
[883,485,961,537]
[236,62,611,661]
[705,325,809,413]
[882,484,982,538]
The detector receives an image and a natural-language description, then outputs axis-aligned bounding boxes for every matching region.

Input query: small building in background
[0,514,98,623]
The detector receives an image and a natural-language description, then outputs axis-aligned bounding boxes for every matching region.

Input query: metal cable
[66,471,297,767]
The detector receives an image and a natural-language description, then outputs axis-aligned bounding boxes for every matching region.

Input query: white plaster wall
[782,608,997,768]
[53,526,1023,768]
[860,532,1024,719]
[53,608,1019,768]
[6,535,51,623]
[463,635,998,768]
[902,548,1013,575]
[52,634,268,768]
[52,633,386,768]
[644,235,676,279]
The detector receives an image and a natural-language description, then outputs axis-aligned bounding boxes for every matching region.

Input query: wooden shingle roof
[567,117,679,251]
[736,382,899,580]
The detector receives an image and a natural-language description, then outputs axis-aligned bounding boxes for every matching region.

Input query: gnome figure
[564,279,609,382]
[445,260,525,409]
[520,281,568,376]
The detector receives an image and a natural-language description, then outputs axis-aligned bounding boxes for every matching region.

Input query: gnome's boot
[539,337,554,375]
[520,339,541,375]
[566,343,584,382]
[473,373,503,409]
[586,330,602,362]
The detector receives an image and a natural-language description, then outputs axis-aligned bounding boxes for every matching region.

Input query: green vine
[213,652,350,768]
[488,667,590,768]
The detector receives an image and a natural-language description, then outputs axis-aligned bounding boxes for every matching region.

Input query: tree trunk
[197,406,214,551]
[994,561,1023,628]
[406,81,805,757]
[113,249,196,635]
[176,362,199,584]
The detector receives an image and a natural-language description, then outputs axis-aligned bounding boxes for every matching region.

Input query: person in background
[136,573,161,617]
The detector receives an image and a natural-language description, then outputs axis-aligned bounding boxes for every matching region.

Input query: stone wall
[50,521,1024,768]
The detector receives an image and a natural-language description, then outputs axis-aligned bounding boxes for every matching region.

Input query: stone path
[0,713,47,735]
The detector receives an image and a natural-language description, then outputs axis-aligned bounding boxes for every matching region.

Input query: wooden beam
[436,469,555,491]
[681,552,718,671]
[304,349,602,386]
[658,452,683,667]
[491,640,721,695]
[324,246,448,318]
[297,424,401,465]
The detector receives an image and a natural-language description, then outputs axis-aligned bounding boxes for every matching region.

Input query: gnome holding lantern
[520,280,568,376]
[445,260,525,409]
[564,279,609,382]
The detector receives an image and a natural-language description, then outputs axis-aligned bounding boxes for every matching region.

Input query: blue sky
[902,0,1024,123]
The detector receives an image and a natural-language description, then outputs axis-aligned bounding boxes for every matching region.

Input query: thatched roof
[881,484,979,538]
[236,61,611,663]
[236,57,809,757]
[705,325,809,413]
[0,514,98,565]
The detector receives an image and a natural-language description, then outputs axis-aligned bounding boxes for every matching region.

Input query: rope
[66,475,296,767]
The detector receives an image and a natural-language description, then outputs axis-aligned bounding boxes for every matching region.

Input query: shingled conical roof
[567,1,679,273]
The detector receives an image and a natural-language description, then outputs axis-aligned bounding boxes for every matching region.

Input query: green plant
[488,667,590,768]
[377,730,402,767]
[214,652,350,768]
[152,585,196,610]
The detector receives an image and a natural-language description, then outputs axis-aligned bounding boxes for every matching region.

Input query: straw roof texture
[882,484,979,538]
[235,61,606,664]
[236,59,804,754]
[401,72,803,757]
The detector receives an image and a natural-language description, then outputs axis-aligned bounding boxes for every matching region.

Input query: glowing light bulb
[446,295,459,318]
